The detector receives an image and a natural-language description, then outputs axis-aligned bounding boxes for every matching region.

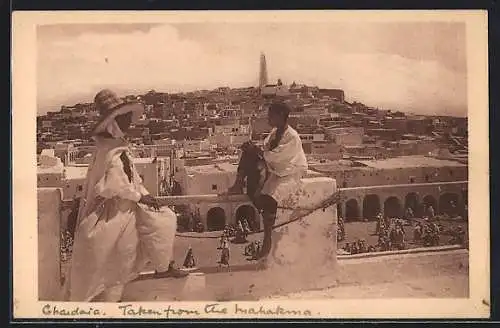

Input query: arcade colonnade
[197,201,261,232]
[337,181,467,221]
[197,181,467,230]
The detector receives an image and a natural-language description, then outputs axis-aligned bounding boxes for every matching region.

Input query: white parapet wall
[122,176,339,301]
[37,188,62,301]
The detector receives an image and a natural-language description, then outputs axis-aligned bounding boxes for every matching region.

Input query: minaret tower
[259,52,268,89]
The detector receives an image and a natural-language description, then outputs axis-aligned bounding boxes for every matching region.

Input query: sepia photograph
[12,10,489,319]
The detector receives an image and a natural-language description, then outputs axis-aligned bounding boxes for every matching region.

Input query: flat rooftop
[63,165,88,180]
[185,162,238,175]
[37,164,64,175]
[185,162,322,178]
[356,155,467,169]
[308,155,466,173]
[132,157,156,164]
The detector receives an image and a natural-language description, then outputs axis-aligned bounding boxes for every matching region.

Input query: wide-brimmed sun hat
[91,89,144,135]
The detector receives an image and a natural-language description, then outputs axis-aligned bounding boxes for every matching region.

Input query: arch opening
[235,205,259,231]
[404,192,419,217]
[206,207,226,231]
[345,199,359,221]
[439,193,460,216]
[363,194,381,221]
[384,196,402,218]
[422,195,437,218]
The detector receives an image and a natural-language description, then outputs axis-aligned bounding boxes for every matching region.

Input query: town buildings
[36,52,468,231]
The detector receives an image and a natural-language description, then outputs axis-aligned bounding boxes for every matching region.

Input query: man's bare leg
[257,211,276,259]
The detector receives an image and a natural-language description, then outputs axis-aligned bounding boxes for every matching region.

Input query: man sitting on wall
[222,102,308,260]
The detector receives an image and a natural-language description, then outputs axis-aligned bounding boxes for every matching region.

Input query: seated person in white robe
[225,102,308,259]
[63,89,188,302]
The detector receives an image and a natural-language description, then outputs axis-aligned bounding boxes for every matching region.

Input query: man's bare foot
[154,262,189,279]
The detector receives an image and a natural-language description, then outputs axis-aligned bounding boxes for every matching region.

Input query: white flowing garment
[261,126,308,205]
[62,137,176,302]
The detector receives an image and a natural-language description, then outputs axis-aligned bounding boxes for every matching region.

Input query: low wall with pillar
[37,176,339,301]
[37,188,62,301]
[261,176,338,295]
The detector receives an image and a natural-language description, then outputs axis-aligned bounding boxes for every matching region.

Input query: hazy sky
[37,22,467,116]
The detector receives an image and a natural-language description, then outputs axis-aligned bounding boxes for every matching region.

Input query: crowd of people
[340,208,468,255]
[337,217,345,242]
[343,238,376,254]
[176,208,205,233]
[341,215,407,254]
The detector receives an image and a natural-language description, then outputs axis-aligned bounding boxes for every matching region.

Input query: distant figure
[218,235,226,250]
[395,218,404,230]
[391,226,406,250]
[350,242,359,255]
[218,238,230,271]
[450,200,457,217]
[183,247,196,268]
[405,207,414,219]
[232,221,248,244]
[245,240,262,259]
[337,224,345,242]
[242,218,252,234]
[384,215,391,227]
[378,234,390,251]
[413,222,423,243]
[343,242,351,253]
[223,224,236,238]
[358,239,367,253]
[427,205,435,219]
[254,241,262,256]
[337,216,345,241]
[375,214,384,235]
[455,225,466,245]
[195,221,204,233]
[244,241,255,256]
[423,219,440,247]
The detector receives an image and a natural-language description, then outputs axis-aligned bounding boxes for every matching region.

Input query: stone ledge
[338,244,465,260]
[122,248,469,301]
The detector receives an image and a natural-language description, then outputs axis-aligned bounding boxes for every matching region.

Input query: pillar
[37,188,62,301]
[380,198,385,217]
[265,177,338,293]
